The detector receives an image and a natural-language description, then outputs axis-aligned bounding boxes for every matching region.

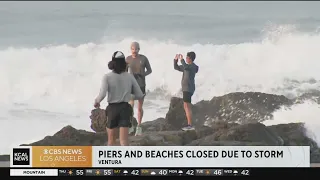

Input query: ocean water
[1,1,320,154]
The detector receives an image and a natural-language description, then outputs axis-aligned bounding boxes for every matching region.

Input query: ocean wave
[1,27,320,153]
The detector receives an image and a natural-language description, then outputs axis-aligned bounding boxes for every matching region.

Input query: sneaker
[128,126,135,135]
[135,126,142,136]
[182,125,195,131]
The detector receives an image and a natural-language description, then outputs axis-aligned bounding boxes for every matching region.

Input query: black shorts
[140,86,146,94]
[183,91,193,103]
[105,102,133,129]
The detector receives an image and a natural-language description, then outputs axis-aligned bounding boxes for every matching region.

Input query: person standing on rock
[126,42,153,136]
[174,52,199,131]
[94,51,144,146]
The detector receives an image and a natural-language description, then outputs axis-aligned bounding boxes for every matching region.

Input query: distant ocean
[1,1,320,154]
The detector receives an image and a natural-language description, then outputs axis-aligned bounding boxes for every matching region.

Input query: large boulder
[165,92,293,129]
[21,125,108,146]
[105,126,217,146]
[267,123,320,163]
[125,130,198,146]
[164,97,190,130]
[268,123,318,148]
[212,122,283,145]
[187,122,283,146]
[206,92,293,123]
[141,118,175,132]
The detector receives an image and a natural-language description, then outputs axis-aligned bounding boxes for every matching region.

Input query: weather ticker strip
[0,168,318,177]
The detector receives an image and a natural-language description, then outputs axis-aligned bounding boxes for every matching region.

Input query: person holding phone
[174,52,199,131]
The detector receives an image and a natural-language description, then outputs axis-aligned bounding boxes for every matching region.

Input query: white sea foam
[1,29,320,154]
[264,101,320,147]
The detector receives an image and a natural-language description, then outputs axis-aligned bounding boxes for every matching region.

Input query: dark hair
[108,51,127,74]
[187,51,196,61]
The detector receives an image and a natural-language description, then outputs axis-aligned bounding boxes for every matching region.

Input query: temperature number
[159,169,168,176]
[214,169,222,176]
[241,170,249,176]
[131,170,139,176]
[186,170,194,176]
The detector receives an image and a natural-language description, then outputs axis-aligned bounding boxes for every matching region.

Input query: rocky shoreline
[1,91,320,163]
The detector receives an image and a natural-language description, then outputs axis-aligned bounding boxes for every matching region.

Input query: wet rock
[141,118,174,132]
[188,122,283,146]
[268,123,318,148]
[21,125,107,146]
[268,123,320,163]
[17,91,319,163]
[164,92,293,129]
[295,90,320,104]
[90,108,138,133]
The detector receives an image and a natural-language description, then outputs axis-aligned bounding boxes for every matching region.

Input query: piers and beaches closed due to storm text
[10,146,310,168]
[98,149,284,164]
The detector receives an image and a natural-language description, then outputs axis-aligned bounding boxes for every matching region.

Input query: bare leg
[107,128,117,146]
[128,99,136,135]
[134,98,144,136]
[129,99,135,109]
[183,102,192,126]
[137,99,144,125]
[129,99,135,117]
[119,127,129,146]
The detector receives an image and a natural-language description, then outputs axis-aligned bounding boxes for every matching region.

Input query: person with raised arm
[174,52,199,131]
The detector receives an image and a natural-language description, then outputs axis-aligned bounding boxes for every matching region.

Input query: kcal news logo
[13,148,30,165]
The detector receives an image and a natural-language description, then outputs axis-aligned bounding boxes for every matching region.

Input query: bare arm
[174,59,183,72]
[131,75,144,99]
[144,57,152,76]
[95,75,108,104]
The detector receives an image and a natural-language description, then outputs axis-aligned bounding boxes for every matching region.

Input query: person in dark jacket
[174,52,199,131]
